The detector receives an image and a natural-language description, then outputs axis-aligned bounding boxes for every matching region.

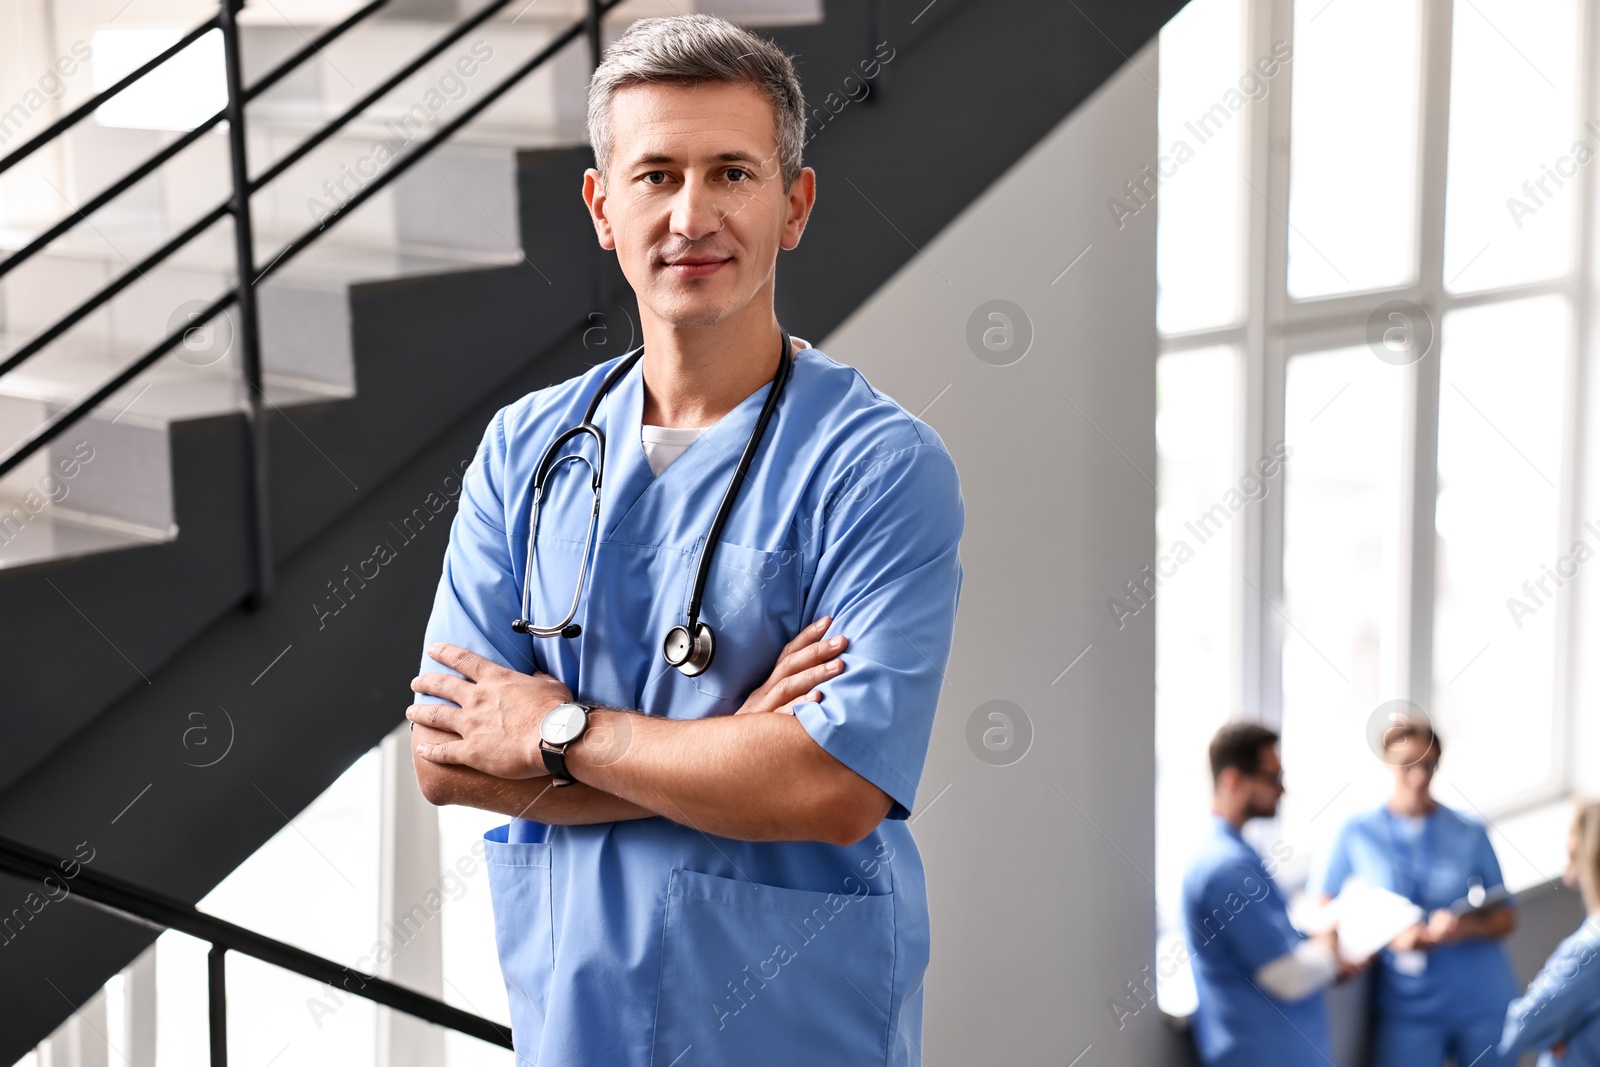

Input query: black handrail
[247,0,393,103]
[0,0,613,604]
[0,834,514,1051]
[0,0,529,379]
[0,104,226,286]
[256,4,614,278]
[0,203,230,381]
[248,0,522,196]
[0,16,222,180]
[0,0,392,287]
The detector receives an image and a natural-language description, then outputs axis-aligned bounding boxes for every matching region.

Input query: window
[1442,0,1582,293]
[1275,347,1411,860]
[1153,344,1243,1016]
[1155,0,1248,336]
[1432,296,1572,810]
[1286,0,1423,298]
[1155,0,1594,1011]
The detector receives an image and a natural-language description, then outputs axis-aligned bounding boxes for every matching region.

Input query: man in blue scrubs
[402,14,964,1067]
[1183,724,1348,1066]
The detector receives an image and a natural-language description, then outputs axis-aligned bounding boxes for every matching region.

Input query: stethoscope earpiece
[518,618,581,638]
[662,622,715,677]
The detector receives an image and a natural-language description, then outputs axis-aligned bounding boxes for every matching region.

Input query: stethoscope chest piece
[663,622,715,676]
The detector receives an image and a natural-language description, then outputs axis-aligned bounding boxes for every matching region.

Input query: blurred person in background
[1183,723,1355,1067]
[1499,799,1600,1065]
[1312,724,1518,1067]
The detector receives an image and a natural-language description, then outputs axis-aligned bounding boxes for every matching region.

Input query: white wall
[820,39,1184,1066]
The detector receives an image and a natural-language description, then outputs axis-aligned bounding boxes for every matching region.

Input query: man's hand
[734,615,848,716]
[1313,929,1372,980]
[1389,921,1437,953]
[1426,908,1462,945]
[407,643,571,778]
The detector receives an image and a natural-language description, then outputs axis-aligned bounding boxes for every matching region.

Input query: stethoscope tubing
[515,330,793,666]
[684,333,793,628]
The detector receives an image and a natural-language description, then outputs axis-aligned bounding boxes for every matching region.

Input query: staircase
[0,0,1191,1058]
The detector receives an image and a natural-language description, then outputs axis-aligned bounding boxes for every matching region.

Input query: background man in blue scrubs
[1183,724,1356,1066]
[401,14,965,1066]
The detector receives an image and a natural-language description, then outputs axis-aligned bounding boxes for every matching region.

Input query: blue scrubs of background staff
[1313,803,1519,1067]
[1182,814,1333,1066]
[1500,916,1600,1066]
[417,343,964,1066]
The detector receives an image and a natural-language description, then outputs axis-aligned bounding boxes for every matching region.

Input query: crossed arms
[407,616,894,846]
[410,408,965,850]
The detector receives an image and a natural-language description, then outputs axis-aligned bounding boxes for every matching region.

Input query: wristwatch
[540,701,593,786]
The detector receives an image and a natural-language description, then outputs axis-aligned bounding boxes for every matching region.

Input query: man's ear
[780,166,816,252]
[583,168,616,251]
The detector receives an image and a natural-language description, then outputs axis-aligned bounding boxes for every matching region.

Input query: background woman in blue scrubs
[1312,724,1519,1067]
[1500,800,1600,1065]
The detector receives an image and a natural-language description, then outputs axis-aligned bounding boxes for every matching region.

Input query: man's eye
[642,172,668,185]
[726,168,749,182]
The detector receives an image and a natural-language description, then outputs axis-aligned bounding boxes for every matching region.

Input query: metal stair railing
[0,833,515,1059]
[0,0,621,603]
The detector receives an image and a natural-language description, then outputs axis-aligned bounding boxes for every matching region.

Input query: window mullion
[1554,0,1600,797]
[1243,0,1294,727]
[1400,0,1453,710]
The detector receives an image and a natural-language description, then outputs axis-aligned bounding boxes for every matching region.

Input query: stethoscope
[512,328,794,677]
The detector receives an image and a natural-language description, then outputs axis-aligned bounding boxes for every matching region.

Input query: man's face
[583,80,815,329]
[1243,744,1285,820]
[1386,735,1438,792]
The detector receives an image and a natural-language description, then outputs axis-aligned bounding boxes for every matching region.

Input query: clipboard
[1328,878,1424,963]
[1448,883,1514,917]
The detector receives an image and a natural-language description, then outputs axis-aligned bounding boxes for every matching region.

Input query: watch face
[542,703,587,745]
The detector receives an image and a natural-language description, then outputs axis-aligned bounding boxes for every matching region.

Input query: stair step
[0,324,355,569]
[0,506,164,570]
[0,330,347,418]
[0,141,594,570]
[0,219,523,382]
[0,218,521,289]
[19,113,584,258]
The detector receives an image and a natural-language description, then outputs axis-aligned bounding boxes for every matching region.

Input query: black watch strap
[541,741,574,786]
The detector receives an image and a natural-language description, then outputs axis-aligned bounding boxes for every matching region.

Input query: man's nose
[670,174,725,240]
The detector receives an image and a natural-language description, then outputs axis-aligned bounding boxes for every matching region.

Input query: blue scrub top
[417,344,965,1066]
[1500,916,1600,1067]
[1182,815,1333,1067]
[1312,803,1519,1022]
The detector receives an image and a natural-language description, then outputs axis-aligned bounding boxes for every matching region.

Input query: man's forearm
[415,753,657,825]
[563,707,888,845]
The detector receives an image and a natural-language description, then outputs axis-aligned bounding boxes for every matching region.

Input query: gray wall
[819,39,1181,1065]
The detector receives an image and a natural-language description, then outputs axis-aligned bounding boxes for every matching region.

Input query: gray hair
[586,14,805,191]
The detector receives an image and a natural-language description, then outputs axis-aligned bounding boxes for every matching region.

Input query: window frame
[1157,0,1599,820]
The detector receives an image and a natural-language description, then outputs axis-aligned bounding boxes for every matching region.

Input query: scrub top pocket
[484,824,555,1055]
[650,867,896,1066]
[689,541,804,704]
